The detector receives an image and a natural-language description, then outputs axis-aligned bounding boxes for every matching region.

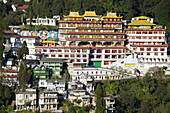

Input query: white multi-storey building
[35,11,127,68]
[125,16,168,73]
[26,17,58,26]
[39,90,58,112]
[4,32,40,60]
[39,79,66,95]
[15,89,37,110]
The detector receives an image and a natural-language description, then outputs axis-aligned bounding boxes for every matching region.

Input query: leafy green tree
[5,105,14,113]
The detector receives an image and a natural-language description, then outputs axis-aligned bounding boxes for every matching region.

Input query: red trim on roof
[91,47,128,49]
[35,46,127,49]
[130,45,168,47]
[65,32,124,35]
[124,29,166,31]
[59,20,102,23]
[35,46,90,49]
[12,4,28,9]
[20,36,39,38]
[65,38,126,41]
[0,70,19,73]
[4,31,16,34]
[75,27,115,30]
[0,76,18,78]
[103,21,122,24]
[12,35,39,38]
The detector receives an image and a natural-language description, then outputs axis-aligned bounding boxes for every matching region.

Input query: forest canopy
[0,0,170,33]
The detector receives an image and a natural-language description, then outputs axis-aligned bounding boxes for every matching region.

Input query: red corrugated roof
[12,4,28,10]
[12,35,39,38]
[4,31,16,34]
[0,70,19,73]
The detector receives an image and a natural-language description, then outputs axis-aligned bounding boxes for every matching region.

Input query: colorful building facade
[35,11,128,68]
[125,16,168,73]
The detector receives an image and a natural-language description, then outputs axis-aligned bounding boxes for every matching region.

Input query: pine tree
[5,87,11,99]
[95,83,106,113]
[18,62,24,84]
[17,41,29,60]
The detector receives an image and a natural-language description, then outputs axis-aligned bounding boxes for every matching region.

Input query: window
[96,55,101,58]
[83,59,87,62]
[90,50,95,53]
[45,54,49,57]
[147,48,151,51]
[161,53,164,55]
[112,50,117,53]
[71,59,74,62]
[65,55,69,57]
[58,55,62,57]
[97,49,102,53]
[104,61,109,65]
[41,105,44,108]
[154,53,158,55]
[154,48,158,51]
[90,55,94,58]
[77,49,80,53]
[71,54,75,57]
[77,59,81,62]
[58,49,62,52]
[71,49,76,52]
[140,48,144,51]
[77,54,81,57]
[160,48,165,51]
[82,49,87,52]
[112,55,116,58]
[43,49,47,52]
[136,31,141,34]
[83,54,87,57]
[53,105,56,108]
[105,50,110,53]
[105,55,110,58]
[65,49,69,52]
[147,53,150,55]
[51,54,55,57]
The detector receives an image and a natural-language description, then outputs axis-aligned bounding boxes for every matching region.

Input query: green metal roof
[40,58,64,62]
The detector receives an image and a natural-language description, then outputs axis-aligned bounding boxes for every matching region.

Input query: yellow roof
[107,12,117,17]
[83,11,102,17]
[133,16,151,19]
[69,12,80,16]
[128,20,156,26]
[41,40,57,43]
[102,12,123,18]
[63,11,83,17]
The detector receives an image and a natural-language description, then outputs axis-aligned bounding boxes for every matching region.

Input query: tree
[18,62,24,83]
[5,105,14,113]
[0,40,4,68]
[64,69,70,81]
[17,41,29,60]
[5,87,11,106]
[4,87,11,99]
[19,61,31,86]
[95,83,105,113]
